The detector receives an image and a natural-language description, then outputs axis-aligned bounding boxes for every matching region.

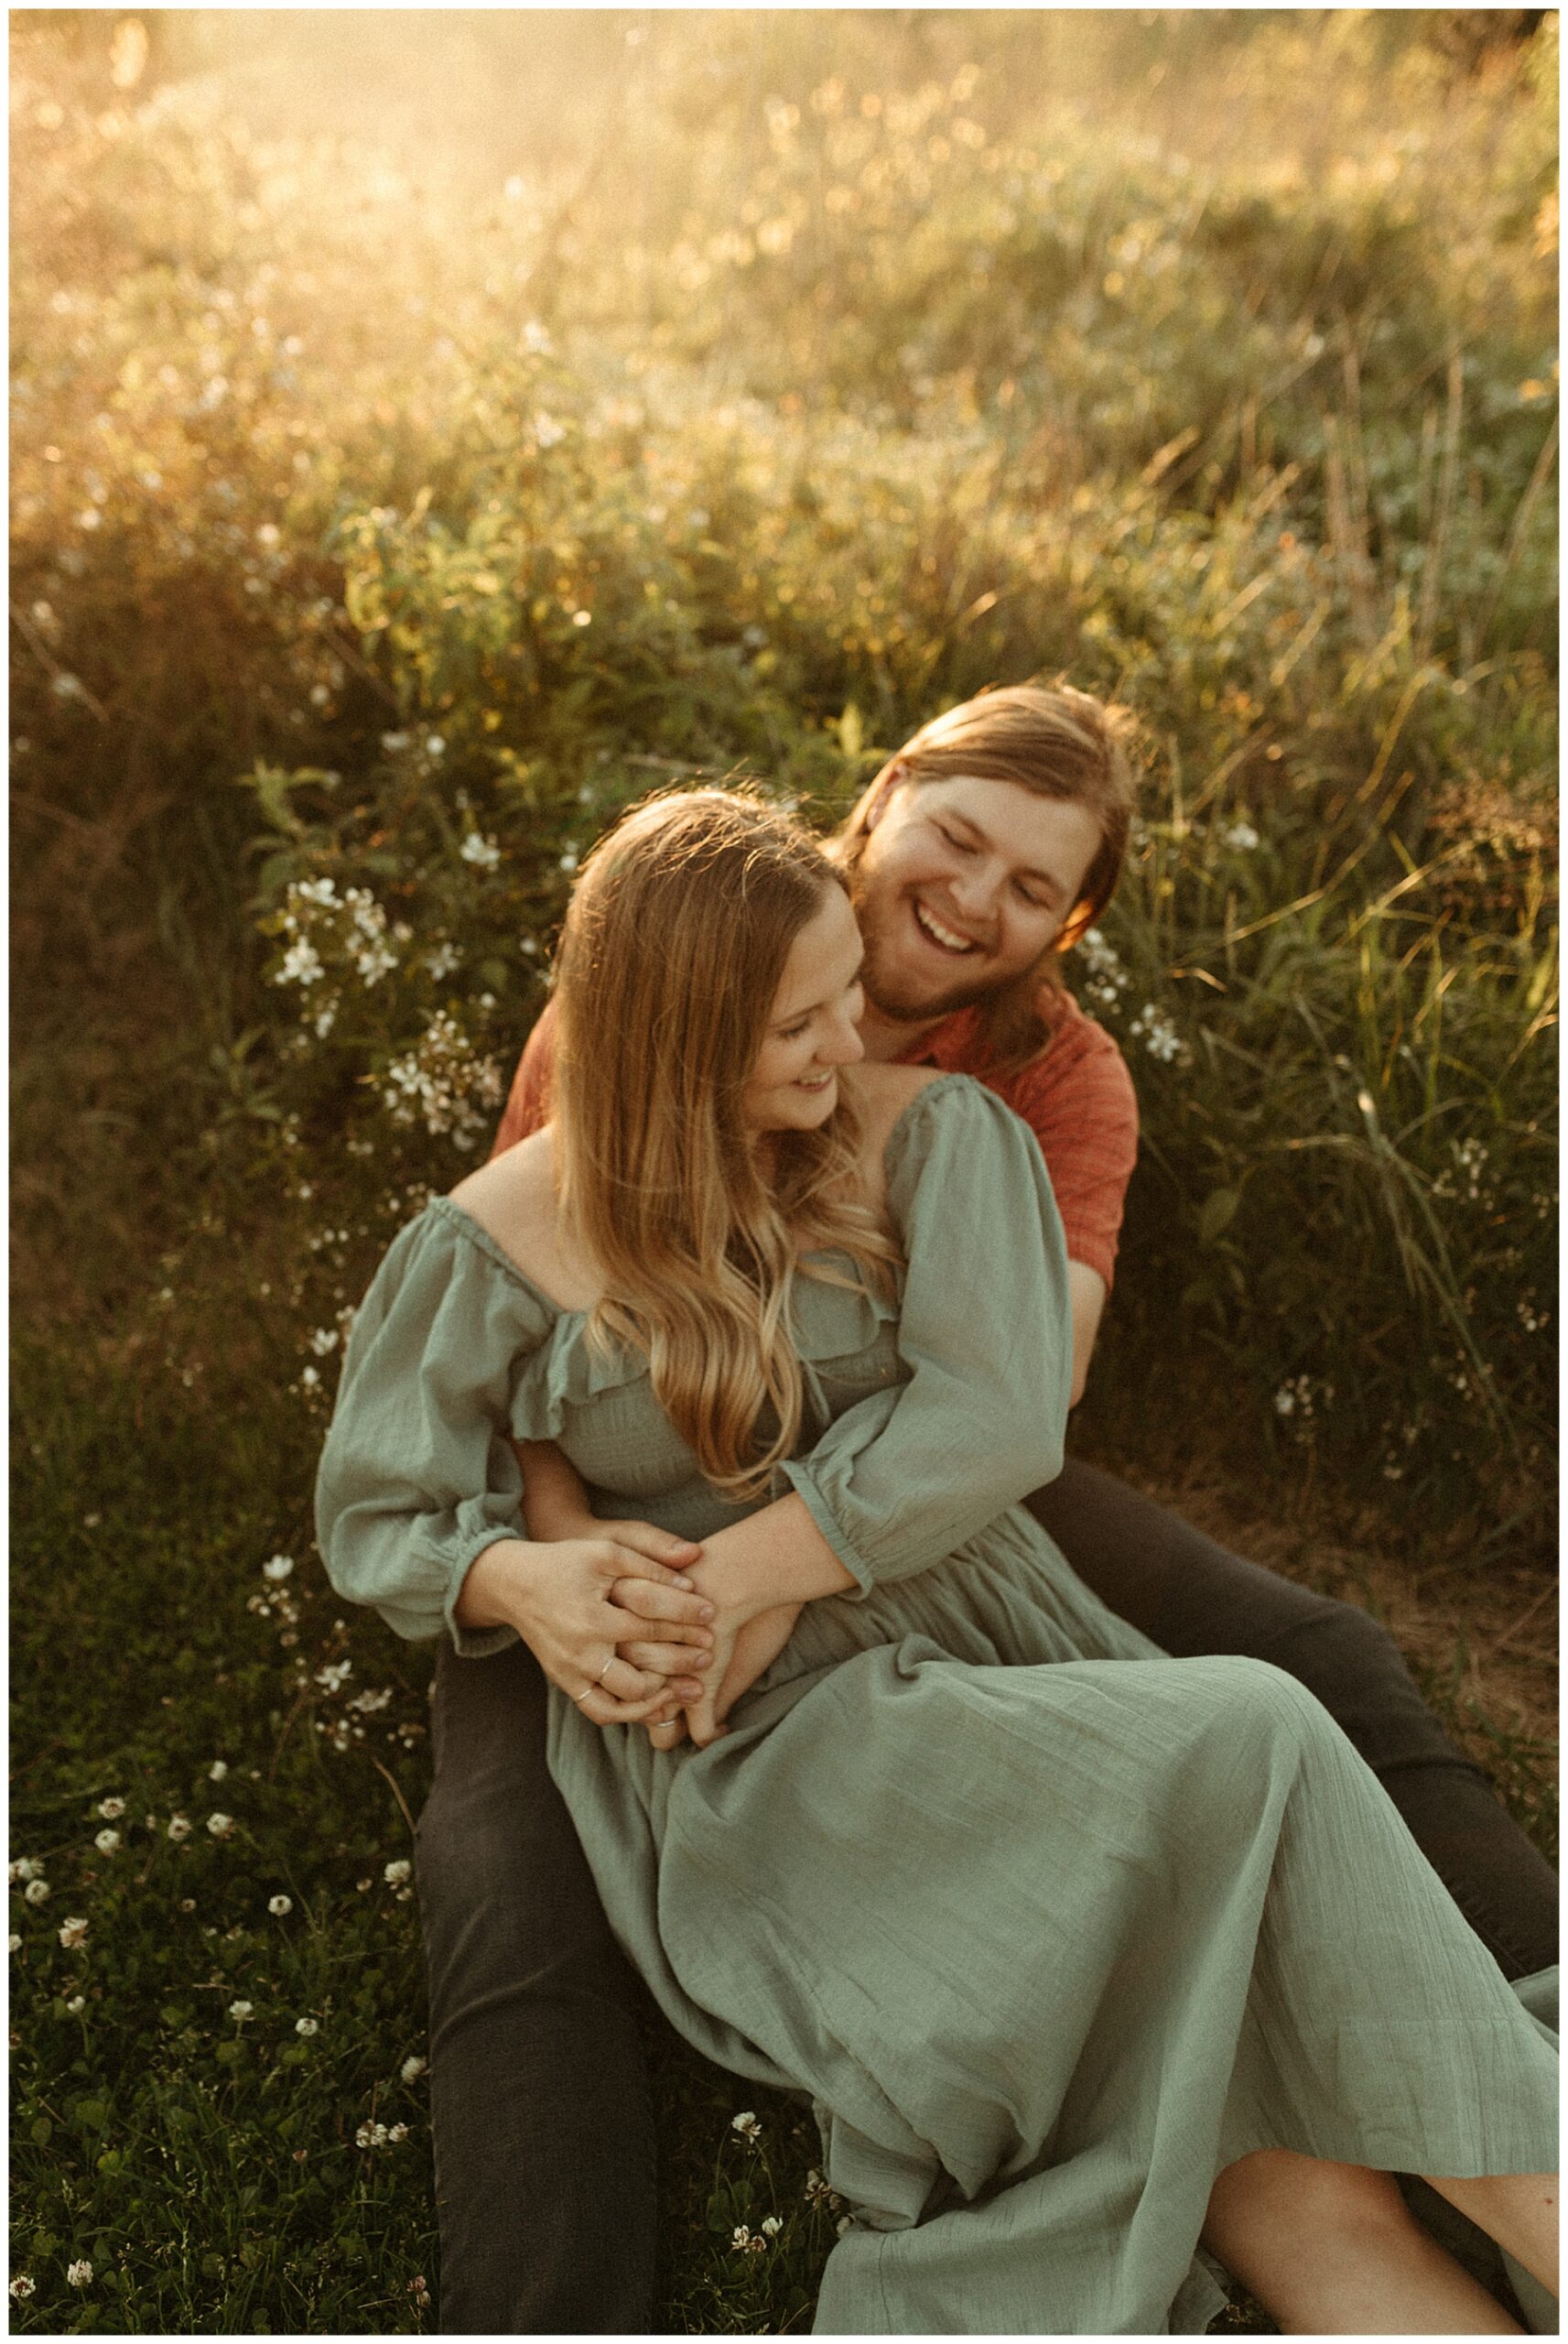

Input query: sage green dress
[318,1076,1557,2335]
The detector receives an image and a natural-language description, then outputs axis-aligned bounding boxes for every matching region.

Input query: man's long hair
[834,681,1139,1072]
[553,788,899,1500]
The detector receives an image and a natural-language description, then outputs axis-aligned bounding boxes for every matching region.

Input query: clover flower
[268,1894,293,1917]
[265,1552,296,1582]
[24,1879,51,1906]
[9,2274,36,2299]
[96,1797,125,1820]
[228,2000,254,2022]
[93,1829,122,1857]
[384,1859,412,1887]
[296,2016,319,2037]
[10,1857,43,1883]
[401,2054,427,2082]
[207,1812,235,1839]
[209,1761,229,1783]
[730,2110,762,2141]
[167,1815,192,1842]
[66,1995,86,2014]
[67,2260,93,2288]
[58,1916,89,1950]
[459,831,502,871]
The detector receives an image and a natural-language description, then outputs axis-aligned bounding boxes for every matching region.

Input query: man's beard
[853,883,1000,1024]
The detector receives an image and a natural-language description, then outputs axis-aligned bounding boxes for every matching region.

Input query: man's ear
[862,760,908,831]
[1054,897,1098,955]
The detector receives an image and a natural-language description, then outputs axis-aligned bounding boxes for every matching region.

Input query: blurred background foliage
[8,13,1557,2326]
[14,4,1555,1543]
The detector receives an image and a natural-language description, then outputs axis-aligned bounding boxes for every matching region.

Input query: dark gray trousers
[416,1457,1558,2333]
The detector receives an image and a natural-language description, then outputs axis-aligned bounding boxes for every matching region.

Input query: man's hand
[455,1536,716,1726]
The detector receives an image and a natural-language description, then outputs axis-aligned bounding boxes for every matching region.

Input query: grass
[10,8,1557,2329]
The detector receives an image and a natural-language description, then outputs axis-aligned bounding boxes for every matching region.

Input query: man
[416,683,1557,2332]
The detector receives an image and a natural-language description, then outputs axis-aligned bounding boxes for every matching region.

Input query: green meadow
[11,11,1556,2328]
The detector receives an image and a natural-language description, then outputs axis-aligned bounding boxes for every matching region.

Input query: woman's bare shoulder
[447,1131,577,1295]
[843,1063,946,1162]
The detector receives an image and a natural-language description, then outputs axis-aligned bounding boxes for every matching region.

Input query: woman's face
[741,884,867,1134]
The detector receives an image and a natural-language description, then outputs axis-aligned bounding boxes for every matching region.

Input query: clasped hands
[459,1520,796,1751]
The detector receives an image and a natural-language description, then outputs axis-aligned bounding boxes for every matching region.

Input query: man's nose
[948,862,1002,924]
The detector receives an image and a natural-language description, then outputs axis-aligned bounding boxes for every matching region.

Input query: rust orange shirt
[491,987,1138,1290]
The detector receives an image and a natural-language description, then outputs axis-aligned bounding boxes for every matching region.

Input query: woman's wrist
[689,1494,856,1621]
[452,1537,541,1633]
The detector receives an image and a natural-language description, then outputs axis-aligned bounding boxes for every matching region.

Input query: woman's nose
[824,1010,865,1066]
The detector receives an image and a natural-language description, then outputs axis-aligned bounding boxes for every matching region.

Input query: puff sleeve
[777,1076,1073,1592]
[314,1202,554,1656]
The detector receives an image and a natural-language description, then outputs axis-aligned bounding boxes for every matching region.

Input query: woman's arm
[672,1080,1075,1742]
[316,1210,714,1722]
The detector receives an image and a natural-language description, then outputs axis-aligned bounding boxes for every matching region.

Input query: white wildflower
[24,1880,51,1905]
[425,940,461,981]
[228,2000,254,2020]
[92,1830,121,1857]
[268,1894,293,1917]
[7,1935,20,1954]
[388,2122,409,2143]
[308,1327,339,1356]
[356,2121,390,2150]
[207,1812,235,1839]
[11,1858,43,1883]
[58,1915,90,1949]
[263,1554,295,1581]
[425,733,446,757]
[66,1993,86,2014]
[459,831,502,871]
[1220,819,1260,852]
[730,2110,762,2141]
[66,2260,93,2289]
[316,1660,352,1693]
[401,2054,427,2082]
[296,2016,319,2037]
[167,1815,192,1841]
[295,877,338,907]
[384,1858,412,1887]
[299,1364,321,1391]
[276,939,324,988]
[209,1760,229,1783]
[762,2215,784,2237]
[9,2275,37,2299]
[96,1797,125,1820]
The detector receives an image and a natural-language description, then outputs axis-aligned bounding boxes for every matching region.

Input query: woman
[319,789,1557,2334]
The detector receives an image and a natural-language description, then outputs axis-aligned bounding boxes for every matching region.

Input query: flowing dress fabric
[318,1077,1558,2336]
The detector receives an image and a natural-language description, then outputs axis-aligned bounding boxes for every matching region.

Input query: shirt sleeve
[490,1000,557,1159]
[777,1076,1073,1593]
[1004,1005,1138,1291]
[314,1207,549,1656]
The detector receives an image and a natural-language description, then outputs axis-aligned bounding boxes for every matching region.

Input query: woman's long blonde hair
[553,788,899,1500]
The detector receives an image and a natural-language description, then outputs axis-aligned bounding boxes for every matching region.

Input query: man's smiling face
[848,773,1103,1022]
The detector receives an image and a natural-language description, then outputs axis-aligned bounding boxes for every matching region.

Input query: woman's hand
[455,1536,716,1726]
[653,1601,803,1752]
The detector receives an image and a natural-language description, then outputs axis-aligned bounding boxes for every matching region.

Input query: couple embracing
[318,685,1557,2334]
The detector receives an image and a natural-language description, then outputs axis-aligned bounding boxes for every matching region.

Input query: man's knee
[1253,1594,1472,1777]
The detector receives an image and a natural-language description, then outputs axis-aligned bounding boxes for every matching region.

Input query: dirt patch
[1122,1466,1559,1777]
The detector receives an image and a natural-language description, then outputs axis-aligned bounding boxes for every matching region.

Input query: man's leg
[416,1638,658,2334]
[1028,1459,1558,1981]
